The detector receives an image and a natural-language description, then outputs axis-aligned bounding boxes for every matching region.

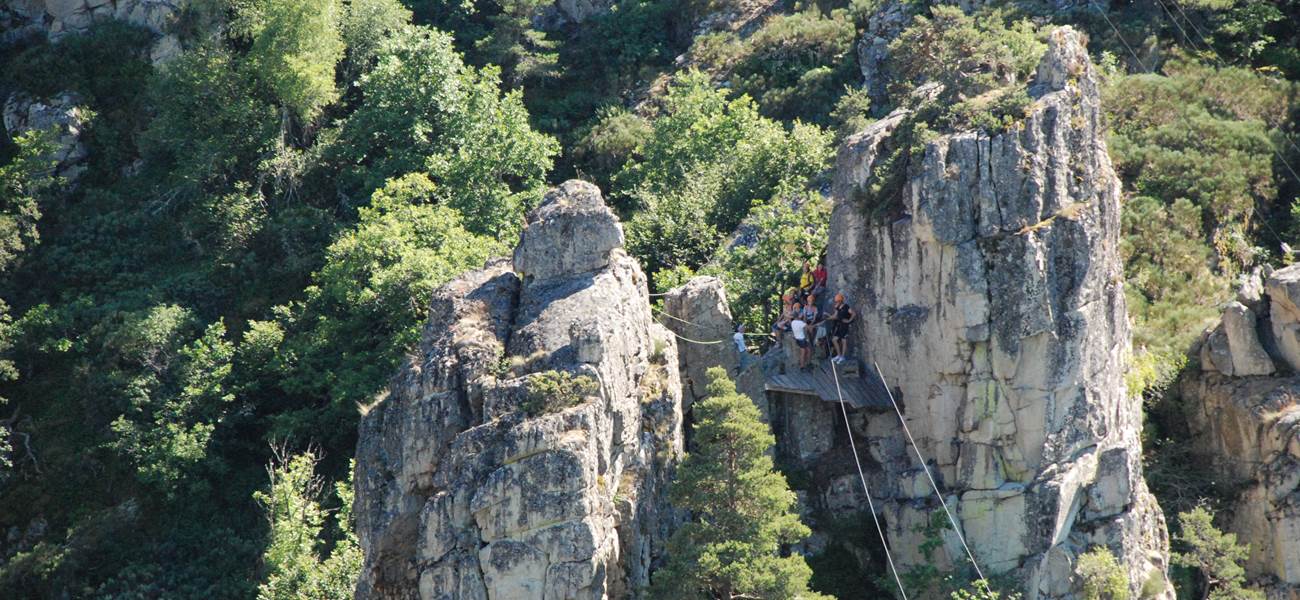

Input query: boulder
[513,180,624,283]
[1269,265,1300,372]
[1202,301,1276,376]
[660,276,741,408]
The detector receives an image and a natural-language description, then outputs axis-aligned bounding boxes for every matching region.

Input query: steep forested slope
[0,0,1297,597]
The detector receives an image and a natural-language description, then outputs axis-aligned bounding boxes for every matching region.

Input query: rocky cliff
[1181,266,1300,598]
[2,0,183,62]
[353,181,684,599]
[825,27,1171,598]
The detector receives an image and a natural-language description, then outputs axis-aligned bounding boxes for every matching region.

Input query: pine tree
[651,367,830,600]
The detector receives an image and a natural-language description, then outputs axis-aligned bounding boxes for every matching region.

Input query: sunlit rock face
[1185,265,1300,598]
[827,27,1172,599]
[353,180,684,600]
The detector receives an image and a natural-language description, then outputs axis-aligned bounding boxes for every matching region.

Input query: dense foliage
[0,4,551,595]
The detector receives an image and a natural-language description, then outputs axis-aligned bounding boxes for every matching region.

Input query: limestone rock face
[826,27,1171,598]
[1,0,183,64]
[3,92,89,183]
[354,181,684,599]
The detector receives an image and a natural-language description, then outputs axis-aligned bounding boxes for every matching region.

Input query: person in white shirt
[790,303,811,371]
[733,324,747,354]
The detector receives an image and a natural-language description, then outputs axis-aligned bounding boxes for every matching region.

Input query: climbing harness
[829,361,910,600]
[874,362,987,583]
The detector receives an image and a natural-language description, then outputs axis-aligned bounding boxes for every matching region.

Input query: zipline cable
[873,362,988,583]
[829,361,910,600]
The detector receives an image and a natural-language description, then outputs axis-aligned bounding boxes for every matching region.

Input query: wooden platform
[764,359,893,411]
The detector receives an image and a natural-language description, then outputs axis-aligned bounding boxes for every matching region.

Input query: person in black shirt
[830,293,855,364]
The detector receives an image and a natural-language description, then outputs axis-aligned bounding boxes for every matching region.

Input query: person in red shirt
[811,261,828,297]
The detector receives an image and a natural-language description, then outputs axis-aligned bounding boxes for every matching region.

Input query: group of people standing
[768,260,856,371]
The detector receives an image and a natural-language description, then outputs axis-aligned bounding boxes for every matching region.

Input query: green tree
[616,71,831,281]
[650,367,829,600]
[1172,507,1264,600]
[255,450,361,600]
[0,130,58,272]
[236,0,347,122]
[335,25,557,237]
[105,307,235,494]
[340,0,411,73]
[268,174,503,435]
[1076,547,1130,600]
[474,0,559,86]
[141,45,279,200]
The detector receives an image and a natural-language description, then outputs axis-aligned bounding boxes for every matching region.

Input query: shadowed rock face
[2,0,183,64]
[827,27,1171,598]
[353,181,683,600]
[3,92,89,183]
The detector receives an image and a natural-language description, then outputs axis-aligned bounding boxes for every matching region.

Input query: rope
[652,318,728,345]
[829,361,909,600]
[651,306,767,336]
[873,362,987,583]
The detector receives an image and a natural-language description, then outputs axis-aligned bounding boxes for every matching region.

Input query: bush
[729,8,859,125]
[1106,58,1292,396]
[886,6,1044,114]
[951,579,1021,600]
[1075,547,1130,600]
[574,107,653,193]
[522,370,600,416]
